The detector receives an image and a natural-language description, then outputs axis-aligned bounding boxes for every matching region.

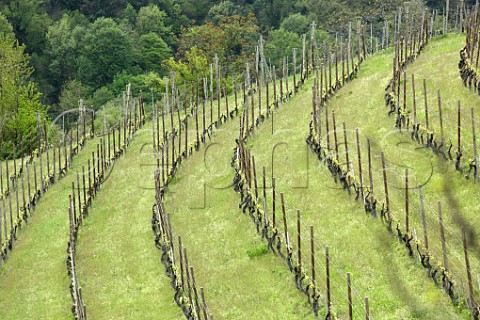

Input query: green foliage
[0,12,14,39]
[58,79,89,113]
[90,86,115,109]
[180,0,217,24]
[143,71,167,94]
[264,28,302,67]
[0,34,47,158]
[177,13,258,69]
[280,13,310,35]
[207,1,245,23]
[77,17,134,91]
[150,0,190,36]
[4,0,52,53]
[120,3,137,27]
[136,4,173,45]
[138,32,172,74]
[109,71,151,96]
[163,46,209,82]
[246,244,268,258]
[250,0,295,29]
[44,13,88,102]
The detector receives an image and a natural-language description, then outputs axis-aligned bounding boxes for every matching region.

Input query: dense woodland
[0,0,474,158]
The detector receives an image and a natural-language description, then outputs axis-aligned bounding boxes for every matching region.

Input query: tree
[90,86,114,109]
[163,45,209,82]
[77,17,134,91]
[180,0,218,24]
[264,28,302,67]
[43,13,88,103]
[280,13,310,35]
[250,0,295,29]
[138,32,172,74]
[4,0,52,53]
[136,4,173,45]
[0,35,47,158]
[176,13,258,69]
[207,1,245,23]
[0,12,14,39]
[220,14,259,64]
[119,3,137,27]
[58,79,89,113]
[109,71,151,96]
[150,0,190,36]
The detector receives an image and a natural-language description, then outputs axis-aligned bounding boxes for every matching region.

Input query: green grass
[301,33,480,316]
[75,128,182,319]
[0,136,99,319]
[248,73,462,319]
[163,120,314,319]
[246,244,268,258]
[0,127,179,319]
[2,34,476,319]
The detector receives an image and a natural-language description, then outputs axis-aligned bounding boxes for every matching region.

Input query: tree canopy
[0,35,47,158]
[0,0,440,156]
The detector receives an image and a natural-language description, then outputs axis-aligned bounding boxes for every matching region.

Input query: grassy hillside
[75,128,182,319]
[326,33,480,307]
[0,137,99,318]
[247,70,461,318]
[1,31,477,320]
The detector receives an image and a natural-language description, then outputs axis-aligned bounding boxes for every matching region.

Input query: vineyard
[2,3,480,320]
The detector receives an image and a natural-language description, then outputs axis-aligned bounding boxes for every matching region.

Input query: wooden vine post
[280,192,290,255]
[356,129,364,200]
[419,186,429,251]
[310,226,315,288]
[272,177,276,228]
[405,168,409,236]
[367,138,373,194]
[332,110,339,159]
[381,152,391,223]
[412,74,417,124]
[297,209,302,271]
[438,90,444,144]
[343,123,350,172]
[347,272,353,320]
[472,108,479,181]
[438,202,449,271]
[424,79,429,129]
[326,246,331,315]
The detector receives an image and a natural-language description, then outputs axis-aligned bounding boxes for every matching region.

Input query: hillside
[2,5,480,320]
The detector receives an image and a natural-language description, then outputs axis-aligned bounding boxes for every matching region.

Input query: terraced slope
[162,113,314,318]
[326,33,480,289]
[1,32,474,320]
[247,83,460,319]
[0,138,100,318]
[76,128,181,319]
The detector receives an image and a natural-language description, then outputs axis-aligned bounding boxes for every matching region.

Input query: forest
[0,0,474,156]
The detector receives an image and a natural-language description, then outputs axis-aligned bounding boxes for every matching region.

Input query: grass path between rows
[163,117,314,318]
[0,138,99,319]
[76,128,182,319]
[248,80,461,319]
[328,33,480,297]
